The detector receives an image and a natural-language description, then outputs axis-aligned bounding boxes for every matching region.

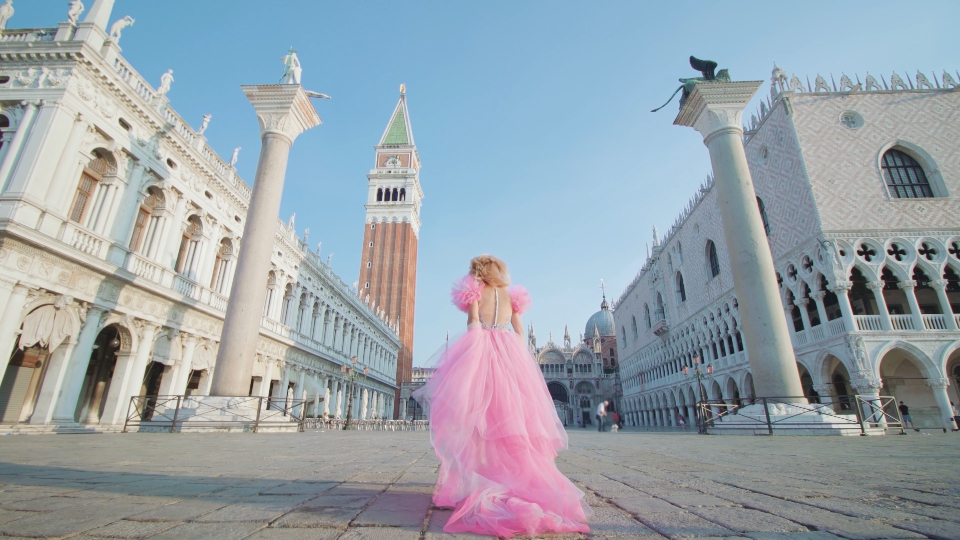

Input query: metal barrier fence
[124,395,307,433]
[694,394,904,436]
[302,418,430,431]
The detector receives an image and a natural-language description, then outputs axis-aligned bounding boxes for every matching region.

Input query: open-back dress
[412,275,591,538]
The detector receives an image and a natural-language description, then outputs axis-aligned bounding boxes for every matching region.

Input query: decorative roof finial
[400,83,406,95]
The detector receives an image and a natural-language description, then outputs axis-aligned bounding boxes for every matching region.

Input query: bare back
[466,285,524,336]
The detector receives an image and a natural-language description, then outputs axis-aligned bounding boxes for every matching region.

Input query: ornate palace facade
[614,66,960,431]
[0,2,400,430]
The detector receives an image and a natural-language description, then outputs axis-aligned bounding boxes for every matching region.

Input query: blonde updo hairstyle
[470,255,510,288]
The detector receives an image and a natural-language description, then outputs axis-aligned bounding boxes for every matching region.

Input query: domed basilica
[529,293,619,427]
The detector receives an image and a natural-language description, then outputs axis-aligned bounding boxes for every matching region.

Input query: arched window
[676,242,683,264]
[644,304,651,328]
[69,152,108,224]
[210,238,235,294]
[175,215,203,276]
[675,272,686,303]
[655,292,665,321]
[621,327,626,347]
[631,316,638,340]
[707,240,720,278]
[129,189,162,253]
[392,188,398,201]
[264,271,277,317]
[376,188,383,202]
[756,197,770,236]
[881,149,933,198]
[399,188,406,201]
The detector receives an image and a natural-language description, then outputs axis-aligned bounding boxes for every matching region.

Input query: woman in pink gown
[413,255,592,538]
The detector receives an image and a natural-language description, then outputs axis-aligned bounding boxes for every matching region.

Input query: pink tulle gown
[413,276,592,538]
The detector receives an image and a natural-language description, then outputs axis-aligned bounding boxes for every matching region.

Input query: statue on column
[0,0,13,30]
[108,15,135,42]
[67,0,84,25]
[651,56,731,112]
[280,48,302,85]
[197,114,211,135]
[157,69,174,96]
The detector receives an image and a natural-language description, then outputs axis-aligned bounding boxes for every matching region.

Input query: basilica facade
[614,66,960,431]
[0,3,400,430]
[530,296,618,427]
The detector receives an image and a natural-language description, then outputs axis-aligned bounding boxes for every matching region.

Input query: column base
[129,396,302,433]
[705,403,885,436]
[0,422,124,436]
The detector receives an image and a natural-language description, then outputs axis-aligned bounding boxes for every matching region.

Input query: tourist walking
[413,256,591,538]
[596,400,609,432]
[898,400,919,432]
[678,414,686,429]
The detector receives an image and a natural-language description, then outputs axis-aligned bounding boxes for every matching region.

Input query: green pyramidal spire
[378,84,415,146]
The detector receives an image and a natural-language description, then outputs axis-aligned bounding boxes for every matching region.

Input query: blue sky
[19,1,960,366]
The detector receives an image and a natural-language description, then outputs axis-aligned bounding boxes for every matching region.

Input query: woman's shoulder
[451,274,484,312]
[507,284,531,315]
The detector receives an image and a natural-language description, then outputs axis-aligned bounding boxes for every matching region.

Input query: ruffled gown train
[414,321,591,537]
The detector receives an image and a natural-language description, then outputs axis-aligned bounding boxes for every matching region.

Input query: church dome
[584,297,615,337]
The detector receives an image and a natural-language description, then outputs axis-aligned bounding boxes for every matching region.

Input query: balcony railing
[791,317,848,348]
[173,274,201,301]
[59,221,109,260]
[890,314,915,331]
[921,314,947,331]
[126,252,163,284]
[854,315,883,331]
[0,28,55,42]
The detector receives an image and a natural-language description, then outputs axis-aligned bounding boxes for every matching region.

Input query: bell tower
[359,85,423,418]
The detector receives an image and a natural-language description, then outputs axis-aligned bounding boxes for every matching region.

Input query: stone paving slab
[0,430,955,539]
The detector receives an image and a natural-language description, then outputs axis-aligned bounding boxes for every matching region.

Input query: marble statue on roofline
[280,48,302,85]
[651,56,731,113]
[0,0,14,31]
[157,69,174,96]
[67,0,84,25]
[230,147,240,166]
[197,114,211,136]
[109,15,135,41]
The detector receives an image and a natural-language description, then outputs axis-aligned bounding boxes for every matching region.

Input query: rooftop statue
[0,0,13,31]
[280,48,302,85]
[651,56,731,113]
[109,15,135,41]
[67,0,83,25]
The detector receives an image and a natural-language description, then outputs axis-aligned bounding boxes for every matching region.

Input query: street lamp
[682,354,714,434]
[342,356,369,430]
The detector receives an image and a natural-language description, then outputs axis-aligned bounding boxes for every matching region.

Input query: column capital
[850,376,882,391]
[674,80,763,142]
[897,280,917,290]
[931,279,949,291]
[831,280,853,292]
[241,85,321,145]
[810,291,827,301]
[795,298,810,307]
[925,377,950,389]
[866,281,885,291]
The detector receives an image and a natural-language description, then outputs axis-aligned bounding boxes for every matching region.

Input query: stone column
[257,356,274,397]
[323,382,331,416]
[866,282,893,331]
[851,378,885,427]
[335,381,343,418]
[795,299,813,330]
[50,306,108,423]
[173,334,198,395]
[675,81,803,400]
[831,282,856,331]
[810,292,829,328]
[0,101,40,192]
[926,378,956,431]
[101,321,159,425]
[898,281,925,331]
[360,387,368,420]
[0,282,30,391]
[931,280,958,330]
[295,367,306,416]
[211,84,320,397]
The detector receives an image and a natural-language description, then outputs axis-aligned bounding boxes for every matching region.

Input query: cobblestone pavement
[0,428,958,539]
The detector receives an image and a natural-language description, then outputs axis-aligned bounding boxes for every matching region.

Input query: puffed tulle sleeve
[451,274,484,312]
[508,285,531,315]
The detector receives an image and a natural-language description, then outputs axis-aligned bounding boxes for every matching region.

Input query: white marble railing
[209,292,228,311]
[126,252,163,284]
[59,222,108,259]
[828,318,846,335]
[890,314,915,331]
[855,315,883,331]
[173,274,201,301]
[113,57,156,103]
[921,314,947,331]
[0,28,55,42]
